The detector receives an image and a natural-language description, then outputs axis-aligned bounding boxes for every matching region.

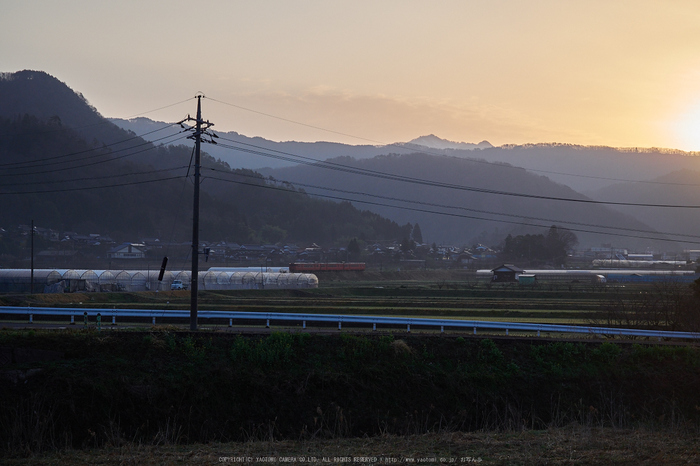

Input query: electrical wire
[203,167,700,241]
[1,127,185,171]
[205,96,381,145]
[1,97,195,150]
[164,148,197,272]
[0,122,183,169]
[206,96,700,187]
[5,93,696,246]
[0,174,186,195]
[121,97,195,120]
[0,166,188,188]
[214,137,700,209]
[0,132,189,177]
[203,173,700,245]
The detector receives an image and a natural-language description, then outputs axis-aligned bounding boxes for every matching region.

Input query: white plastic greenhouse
[0,268,319,293]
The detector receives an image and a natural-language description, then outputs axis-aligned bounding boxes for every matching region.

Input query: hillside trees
[0,115,411,247]
[412,223,423,243]
[501,226,578,266]
[0,70,415,248]
[347,237,362,260]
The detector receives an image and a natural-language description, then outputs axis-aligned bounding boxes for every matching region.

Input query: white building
[107,243,146,259]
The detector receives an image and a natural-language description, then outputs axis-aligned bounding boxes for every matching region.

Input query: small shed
[518,274,537,285]
[491,264,524,283]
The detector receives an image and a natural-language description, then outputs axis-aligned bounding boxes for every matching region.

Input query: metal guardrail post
[407,323,410,333]
[97,313,101,332]
[83,312,88,329]
[70,314,75,325]
[29,314,33,324]
[303,321,306,329]
[373,323,376,331]
[229,318,233,327]
[338,321,342,330]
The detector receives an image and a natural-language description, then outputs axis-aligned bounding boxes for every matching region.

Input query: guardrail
[2,306,700,340]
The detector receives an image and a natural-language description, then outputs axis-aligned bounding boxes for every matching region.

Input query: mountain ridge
[406,134,493,150]
[0,70,411,247]
[260,152,669,250]
[4,69,692,252]
[111,116,700,193]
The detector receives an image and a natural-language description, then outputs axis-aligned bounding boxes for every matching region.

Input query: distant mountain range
[111,115,700,250]
[111,117,700,194]
[110,117,493,172]
[3,69,698,251]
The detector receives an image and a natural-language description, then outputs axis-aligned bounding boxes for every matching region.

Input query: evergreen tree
[347,238,362,261]
[412,223,423,244]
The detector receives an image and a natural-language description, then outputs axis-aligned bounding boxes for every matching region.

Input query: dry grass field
[5,427,699,465]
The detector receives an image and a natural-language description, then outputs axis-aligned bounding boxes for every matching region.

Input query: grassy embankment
[1,328,699,460]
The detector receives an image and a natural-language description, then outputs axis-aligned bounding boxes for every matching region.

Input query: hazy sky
[3,0,700,150]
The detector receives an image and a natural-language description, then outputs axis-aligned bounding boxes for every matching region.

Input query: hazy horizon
[3,1,700,151]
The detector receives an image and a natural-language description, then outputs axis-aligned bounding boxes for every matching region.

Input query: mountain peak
[407,134,492,150]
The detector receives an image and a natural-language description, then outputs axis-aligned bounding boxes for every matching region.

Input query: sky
[2,0,700,150]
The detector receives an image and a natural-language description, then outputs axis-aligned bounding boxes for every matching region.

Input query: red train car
[289,262,366,273]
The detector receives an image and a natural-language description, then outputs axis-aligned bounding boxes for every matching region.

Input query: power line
[0,166,188,188]
[0,124,185,171]
[206,96,383,145]
[0,174,185,196]
[1,97,195,149]
[214,137,700,209]
[0,121,182,168]
[203,167,700,241]
[206,96,700,188]
[120,97,195,120]
[0,133,189,177]
[203,173,700,245]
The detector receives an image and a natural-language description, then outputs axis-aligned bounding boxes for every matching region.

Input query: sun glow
[674,102,700,152]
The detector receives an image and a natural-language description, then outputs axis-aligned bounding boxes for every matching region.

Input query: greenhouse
[0,268,319,293]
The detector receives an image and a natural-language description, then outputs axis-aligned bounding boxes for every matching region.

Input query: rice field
[0,276,666,331]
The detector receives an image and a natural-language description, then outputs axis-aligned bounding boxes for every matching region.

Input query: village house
[107,242,146,259]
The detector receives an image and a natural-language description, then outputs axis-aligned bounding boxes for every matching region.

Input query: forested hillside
[590,169,700,246]
[262,153,667,249]
[0,71,410,246]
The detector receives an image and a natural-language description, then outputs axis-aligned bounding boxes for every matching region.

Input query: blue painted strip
[1,306,698,340]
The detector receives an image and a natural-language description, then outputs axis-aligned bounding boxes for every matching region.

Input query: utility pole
[180,95,216,331]
[30,220,34,294]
